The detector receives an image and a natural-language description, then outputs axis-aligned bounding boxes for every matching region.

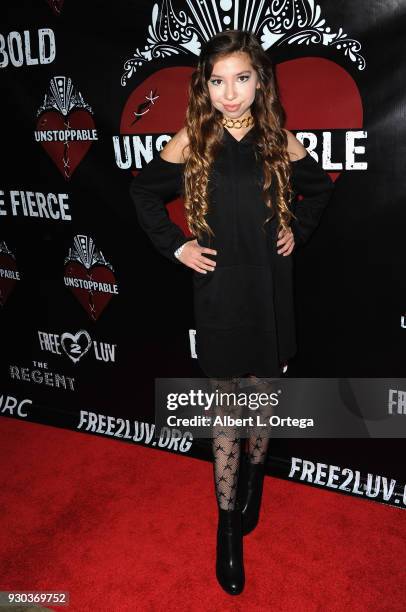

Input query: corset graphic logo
[35,76,98,180]
[64,235,118,321]
[0,241,20,306]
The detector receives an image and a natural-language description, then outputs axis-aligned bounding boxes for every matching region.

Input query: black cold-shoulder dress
[129,126,334,378]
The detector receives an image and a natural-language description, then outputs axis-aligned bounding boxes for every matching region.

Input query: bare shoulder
[282,128,308,162]
[159,126,190,163]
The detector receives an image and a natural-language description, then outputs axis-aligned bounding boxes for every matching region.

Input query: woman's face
[207,51,260,119]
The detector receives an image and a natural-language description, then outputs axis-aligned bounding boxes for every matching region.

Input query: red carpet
[0,417,405,611]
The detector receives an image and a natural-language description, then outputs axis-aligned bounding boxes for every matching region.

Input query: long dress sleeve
[129,154,193,264]
[289,152,335,247]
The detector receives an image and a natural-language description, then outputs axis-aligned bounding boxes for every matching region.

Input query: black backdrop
[1,1,405,508]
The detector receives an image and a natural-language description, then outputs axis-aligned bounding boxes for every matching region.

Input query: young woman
[130,30,334,595]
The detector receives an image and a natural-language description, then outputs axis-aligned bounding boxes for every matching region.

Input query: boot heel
[216,508,245,595]
[238,456,266,536]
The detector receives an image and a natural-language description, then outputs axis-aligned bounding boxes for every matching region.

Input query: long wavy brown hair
[182,29,295,241]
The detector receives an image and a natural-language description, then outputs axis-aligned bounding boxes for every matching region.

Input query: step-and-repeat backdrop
[1,1,405,508]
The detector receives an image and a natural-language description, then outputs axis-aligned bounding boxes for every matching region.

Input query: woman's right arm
[129,128,217,273]
[129,128,193,264]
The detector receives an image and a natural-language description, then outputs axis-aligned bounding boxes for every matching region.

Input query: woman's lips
[223,104,240,111]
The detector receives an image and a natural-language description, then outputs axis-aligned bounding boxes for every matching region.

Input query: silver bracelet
[174,242,187,259]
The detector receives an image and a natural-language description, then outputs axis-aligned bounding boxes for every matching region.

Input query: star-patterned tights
[243,375,274,465]
[209,375,276,510]
[209,376,242,511]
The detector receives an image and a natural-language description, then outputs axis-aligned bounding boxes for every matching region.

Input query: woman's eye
[209,75,250,86]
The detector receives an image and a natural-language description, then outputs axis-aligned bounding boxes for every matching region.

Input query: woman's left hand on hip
[277,227,295,256]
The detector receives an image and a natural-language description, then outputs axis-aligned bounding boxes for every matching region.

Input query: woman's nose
[224,83,237,100]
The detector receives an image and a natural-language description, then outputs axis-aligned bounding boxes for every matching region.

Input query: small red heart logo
[0,255,19,306]
[37,109,95,180]
[64,262,117,321]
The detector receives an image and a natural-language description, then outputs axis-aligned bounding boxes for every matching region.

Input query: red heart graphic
[37,110,95,180]
[277,57,363,183]
[122,59,362,230]
[64,263,117,321]
[0,255,19,306]
[122,67,194,237]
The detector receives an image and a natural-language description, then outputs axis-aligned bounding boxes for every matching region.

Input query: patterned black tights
[245,376,274,465]
[209,375,275,509]
[209,377,241,511]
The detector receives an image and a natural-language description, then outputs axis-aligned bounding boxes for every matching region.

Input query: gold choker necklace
[221,115,254,129]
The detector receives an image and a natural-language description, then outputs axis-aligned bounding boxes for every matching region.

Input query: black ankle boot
[216,507,245,595]
[238,455,266,536]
